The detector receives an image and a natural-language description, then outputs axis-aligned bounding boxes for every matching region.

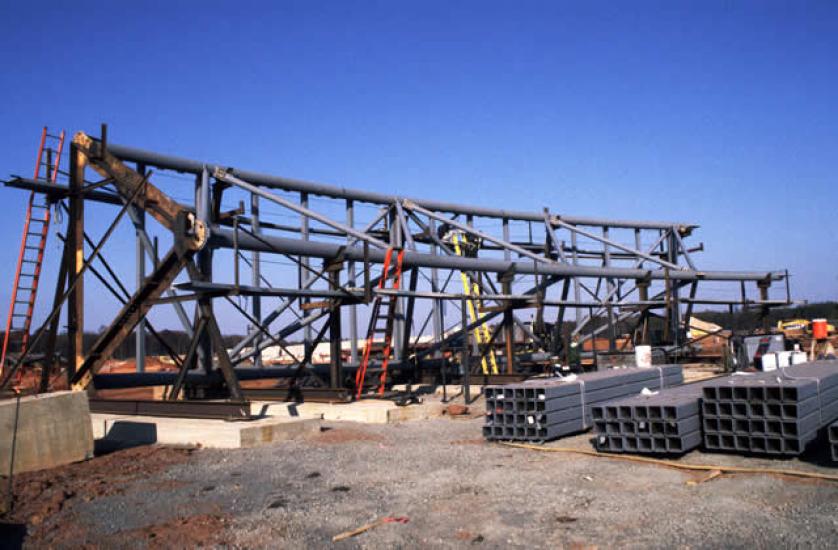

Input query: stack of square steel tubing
[483,365,683,442]
[702,360,838,456]
[591,378,720,455]
[829,421,838,462]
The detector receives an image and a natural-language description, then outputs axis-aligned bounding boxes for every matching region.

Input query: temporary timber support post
[67,140,85,378]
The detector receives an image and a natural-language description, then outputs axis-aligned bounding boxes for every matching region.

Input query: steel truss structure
[1,126,791,402]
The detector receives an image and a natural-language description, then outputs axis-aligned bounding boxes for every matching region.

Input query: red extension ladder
[0,127,65,376]
[354,247,405,399]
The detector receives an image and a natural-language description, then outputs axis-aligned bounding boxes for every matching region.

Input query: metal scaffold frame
[1,126,791,406]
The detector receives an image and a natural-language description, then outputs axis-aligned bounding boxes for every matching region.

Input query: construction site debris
[332,515,410,542]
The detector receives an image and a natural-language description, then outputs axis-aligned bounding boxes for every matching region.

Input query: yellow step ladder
[451,232,499,375]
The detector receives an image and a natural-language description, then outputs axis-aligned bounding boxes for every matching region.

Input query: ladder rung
[24,246,41,250]
[22,259,39,264]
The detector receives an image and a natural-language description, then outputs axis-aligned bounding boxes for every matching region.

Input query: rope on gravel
[499,442,838,482]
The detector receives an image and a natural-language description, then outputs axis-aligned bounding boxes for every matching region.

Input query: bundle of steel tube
[483,365,683,442]
[591,378,720,455]
[702,361,838,456]
[829,421,838,462]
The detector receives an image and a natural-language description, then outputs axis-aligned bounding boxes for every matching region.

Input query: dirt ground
[2,412,838,548]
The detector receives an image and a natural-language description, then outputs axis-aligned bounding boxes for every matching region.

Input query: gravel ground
[6,410,838,549]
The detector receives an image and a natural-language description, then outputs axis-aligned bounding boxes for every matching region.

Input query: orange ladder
[354,247,405,398]
[1,127,65,376]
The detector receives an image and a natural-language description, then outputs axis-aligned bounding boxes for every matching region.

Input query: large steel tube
[106,142,694,229]
[92,359,441,388]
[209,226,784,282]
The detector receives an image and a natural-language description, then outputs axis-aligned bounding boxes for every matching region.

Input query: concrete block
[249,400,324,420]
[290,399,445,424]
[432,385,484,400]
[91,413,320,449]
[0,391,94,474]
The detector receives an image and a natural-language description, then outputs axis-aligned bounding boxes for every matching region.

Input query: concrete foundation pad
[91,413,321,449]
[431,385,484,400]
[287,399,447,424]
[1,390,94,474]
[388,383,484,400]
[249,401,324,419]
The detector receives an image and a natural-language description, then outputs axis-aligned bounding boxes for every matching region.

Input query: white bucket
[635,345,652,367]
[791,351,807,365]
[761,352,778,372]
[776,351,792,368]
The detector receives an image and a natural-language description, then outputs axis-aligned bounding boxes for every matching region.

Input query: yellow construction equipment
[449,231,499,375]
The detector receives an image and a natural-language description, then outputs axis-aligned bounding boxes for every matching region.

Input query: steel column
[250,191,263,368]
[346,199,359,365]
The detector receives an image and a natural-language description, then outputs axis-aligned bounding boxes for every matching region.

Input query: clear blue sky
[0,1,836,331]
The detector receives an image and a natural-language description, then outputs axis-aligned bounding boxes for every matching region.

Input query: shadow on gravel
[798,439,835,468]
[0,522,26,549]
